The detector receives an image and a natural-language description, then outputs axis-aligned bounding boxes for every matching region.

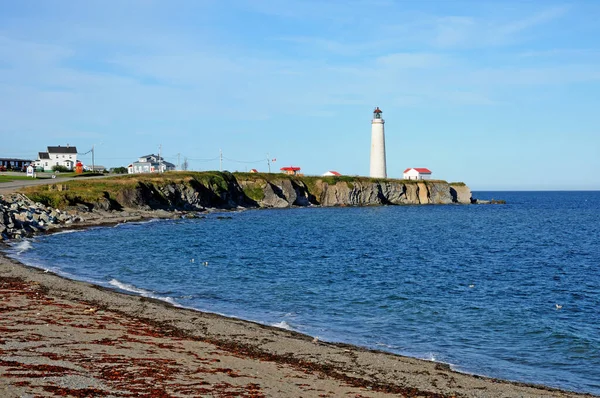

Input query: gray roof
[38,152,50,159]
[48,146,77,154]
[0,158,33,162]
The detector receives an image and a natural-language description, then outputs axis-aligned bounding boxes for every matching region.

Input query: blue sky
[1,0,599,190]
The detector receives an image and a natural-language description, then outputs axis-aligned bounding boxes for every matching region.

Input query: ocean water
[4,191,600,395]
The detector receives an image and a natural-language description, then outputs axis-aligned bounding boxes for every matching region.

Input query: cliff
[19,172,473,212]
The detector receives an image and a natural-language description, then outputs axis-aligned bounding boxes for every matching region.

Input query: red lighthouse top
[373,107,382,119]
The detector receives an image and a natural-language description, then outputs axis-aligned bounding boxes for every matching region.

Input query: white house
[128,154,176,174]
[403,168,432,180]
[35,145,78,171]
[322,171,341,176]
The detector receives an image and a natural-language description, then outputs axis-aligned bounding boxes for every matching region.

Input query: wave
[49,229,81,236]
[108,278,178,306]
[9,240,33,255]
[109,278,153,295]
[272,320,293,330]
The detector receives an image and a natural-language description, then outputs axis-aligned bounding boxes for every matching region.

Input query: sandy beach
[0,247,595,397]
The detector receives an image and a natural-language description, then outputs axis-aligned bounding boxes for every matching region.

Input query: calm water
[5,191,600,394]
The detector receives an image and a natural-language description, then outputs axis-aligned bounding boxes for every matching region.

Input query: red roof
[280,166,301,171]
[403,167,432,174]
[373,107,382,113]
[328,171,341,176]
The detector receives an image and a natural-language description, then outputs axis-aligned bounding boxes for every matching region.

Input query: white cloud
[497,6,569,37]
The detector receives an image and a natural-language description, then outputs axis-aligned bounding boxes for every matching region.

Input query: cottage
[249,169,259,173]
[280,166,301,176]
[128,154,176,174]
[322,171,341,176]
[34,145,78,171]
[403,168,432,180]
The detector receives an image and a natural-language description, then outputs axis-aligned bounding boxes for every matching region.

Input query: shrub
[52,165,70,172]
[112,167,128,174]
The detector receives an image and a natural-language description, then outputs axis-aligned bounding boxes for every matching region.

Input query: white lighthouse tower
[369,106,387,178]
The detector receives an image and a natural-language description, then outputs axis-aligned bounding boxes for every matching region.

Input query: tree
[112,167,128,174]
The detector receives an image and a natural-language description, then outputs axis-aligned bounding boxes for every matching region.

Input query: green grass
[0,175,35,183]
[20,176,140,208]
[242,184,265,202]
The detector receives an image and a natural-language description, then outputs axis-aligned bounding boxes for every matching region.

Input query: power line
[222,155,264,164]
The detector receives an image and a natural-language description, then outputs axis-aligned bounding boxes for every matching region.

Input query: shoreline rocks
[0,194,84,241]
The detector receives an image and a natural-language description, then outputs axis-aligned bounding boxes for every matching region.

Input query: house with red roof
[403,168,432,180]
[280,166,301,175]
[322,171,341,176]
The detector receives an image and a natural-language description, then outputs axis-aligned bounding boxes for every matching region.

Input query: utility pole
[267,153,271,173]
[219,149,223,172]
[158,144,162,173]
[177,153,180,171]
[92,144,95,173]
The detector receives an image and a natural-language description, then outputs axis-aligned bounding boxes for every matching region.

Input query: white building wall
[37,153,76,171]
[369,118,387,178]
[403,169,419,180]
[403,169,432,180]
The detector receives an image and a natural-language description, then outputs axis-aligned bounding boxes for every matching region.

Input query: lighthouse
[370,106,387,178]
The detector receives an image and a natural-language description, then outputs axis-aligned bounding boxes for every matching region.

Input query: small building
[403,168,432,180]
[322,171,341,176]
[0,158,33,171]
[128,154,176,174]
[34,145,78,171]
[249,169,259,173]
[85,165,106,173]
[280,166,301,176]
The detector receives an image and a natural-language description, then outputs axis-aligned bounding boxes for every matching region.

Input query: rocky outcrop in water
[0,194,83,240]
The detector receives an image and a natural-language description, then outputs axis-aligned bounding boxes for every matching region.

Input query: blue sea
[4,191,600,395]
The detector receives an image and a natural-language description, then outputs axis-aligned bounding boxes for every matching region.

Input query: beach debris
[312,336,319,344]
[85,307,98,313]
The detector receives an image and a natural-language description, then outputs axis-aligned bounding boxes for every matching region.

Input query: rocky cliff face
[21,173,473,214]
[1,174,474,239]
[103,175,472,210]
[255,178,472,208]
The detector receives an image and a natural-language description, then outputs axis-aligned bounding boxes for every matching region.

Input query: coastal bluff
[0,172,476,240]
[19,171,474,212]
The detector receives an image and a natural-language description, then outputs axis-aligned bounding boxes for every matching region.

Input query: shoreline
[1,246,594,397]
[0,188,593,397]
